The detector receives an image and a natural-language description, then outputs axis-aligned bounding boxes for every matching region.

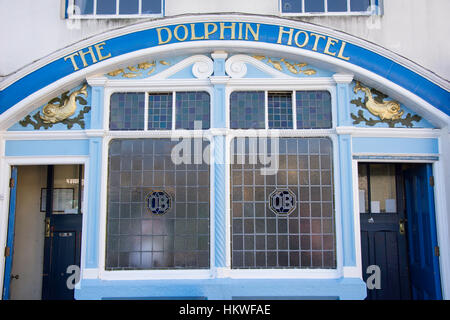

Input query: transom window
[109,91,210,130]
[281,0,381,15]
[230,90,332,129]
[69,0,163,18]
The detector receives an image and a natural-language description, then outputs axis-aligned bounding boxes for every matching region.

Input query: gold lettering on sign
[310,33,326,52]
[64,52,80,71]
[174,24,189,41]
[78,46,98,67]
[277,27,294,46]
[204,23,218,39]
[324,37,339,56]
[157,27,172,44]
[94,42,112,61]
[63,42,112,71]
[294,31,309,48]
[220,22,236,40]
[245,23,260,41]
[338,41,351,61]
[190,24,204,40]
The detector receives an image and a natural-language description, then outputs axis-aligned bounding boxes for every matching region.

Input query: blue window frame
[69,0,163,17]
[281,0,381,15]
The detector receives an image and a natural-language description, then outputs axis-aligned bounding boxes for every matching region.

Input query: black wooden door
[41,165,83,300]
[359,163,411,300]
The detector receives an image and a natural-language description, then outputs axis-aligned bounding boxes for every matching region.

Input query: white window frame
[67,0,164,19]
[98,85,216,280]
[223,83,343,279]
[279,0,383,17]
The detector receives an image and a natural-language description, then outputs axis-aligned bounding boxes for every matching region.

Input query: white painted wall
[0,0,449,81]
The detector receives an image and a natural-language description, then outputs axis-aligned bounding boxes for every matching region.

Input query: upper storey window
[68,0,163,18]
[281,0,381,16]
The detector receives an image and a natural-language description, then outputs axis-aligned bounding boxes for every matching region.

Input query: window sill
[68,14,163,20]
[280,12,378,17]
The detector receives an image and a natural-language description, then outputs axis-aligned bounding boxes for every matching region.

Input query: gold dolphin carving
[40,84,88,124]
[354,81,404,120]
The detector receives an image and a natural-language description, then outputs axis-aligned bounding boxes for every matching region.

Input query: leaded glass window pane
[328,0,348,12]
[119,0,139,14]
[142,0,162,14]
[268,92,293,129]
[351,0,371,12]
[148,93,173,130]
[74,0,94,14]
[305,0,325,13]
[296,91,332,129]
[230,137,336,269]
[96,0,116,14]
[281,0,302,13]
[175,92,210,130]
[106,138,210,270]
[230,91,265,129]
[109,93,145,130]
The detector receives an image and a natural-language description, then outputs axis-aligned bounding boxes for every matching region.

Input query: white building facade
[0,0,449,300]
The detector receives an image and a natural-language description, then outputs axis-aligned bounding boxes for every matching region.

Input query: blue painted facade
[1,16,448,300]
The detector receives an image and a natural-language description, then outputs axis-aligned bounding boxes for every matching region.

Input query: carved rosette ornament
[19,84,91,130]
[350,81,422,128]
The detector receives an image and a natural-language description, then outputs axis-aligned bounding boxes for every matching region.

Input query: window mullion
[301,0,305,13]
[347,0,351,12]
[292,90,297,130]
[144,92,149,131]
[264,91,269,129]
[93,0,97,15]
[139,0,142,14]
[324,0,328,13]
[172,91,176,130]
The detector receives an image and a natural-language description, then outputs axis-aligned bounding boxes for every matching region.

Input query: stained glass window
[175,92,210,130]
[148,93,173,130]
[230,91,265,129]
[268,92,293,129]
[296,91,332,129]
[109,93,145,130]
[106,138,210,270]
[230,137,336,269]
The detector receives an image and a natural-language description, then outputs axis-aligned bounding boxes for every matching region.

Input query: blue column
[85,137,102,269]
[338,134,356,267]
[84,80,105,269]
[333,74,356,267]
[210,52,229,268]
[89,84,104,129]
[333,74,354,127]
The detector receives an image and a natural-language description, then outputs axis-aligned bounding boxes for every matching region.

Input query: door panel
[2,167,18,300]
[404,164,442,300]
[359,163,411,300]
[42,165,83,300]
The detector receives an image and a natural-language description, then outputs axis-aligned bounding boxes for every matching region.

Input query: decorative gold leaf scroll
[252,56,317,76]
[107,60,170,78]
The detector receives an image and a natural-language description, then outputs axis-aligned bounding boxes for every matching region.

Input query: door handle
[45,217,51,237]
[399,219,406,236]
[11,274,19,280]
